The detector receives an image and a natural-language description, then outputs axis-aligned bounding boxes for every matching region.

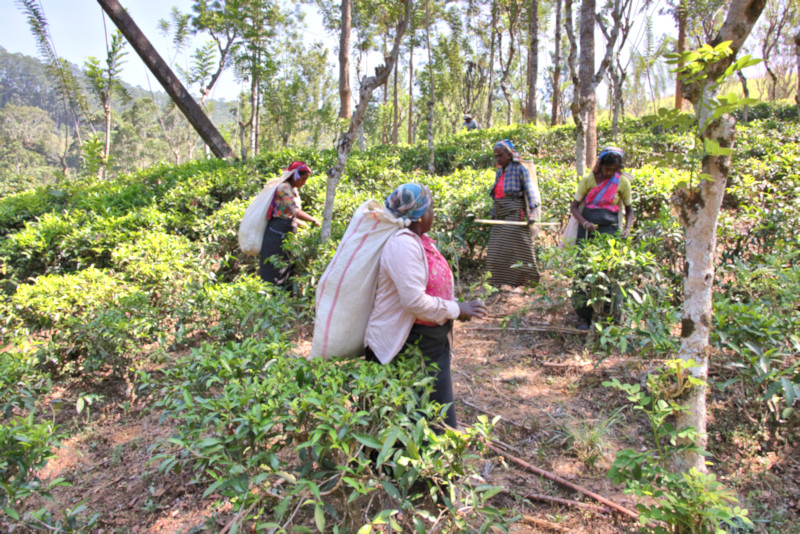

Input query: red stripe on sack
[317,215,367,309]
[321,219,381,357]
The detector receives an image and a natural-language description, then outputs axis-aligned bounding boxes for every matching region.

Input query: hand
[458,300,487,321]
[313,217,322,227]
[528,218,541,239]
[582,221,597,233]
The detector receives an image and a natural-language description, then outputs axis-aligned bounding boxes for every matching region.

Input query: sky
[0,0,713,109]
[0,0,334,102]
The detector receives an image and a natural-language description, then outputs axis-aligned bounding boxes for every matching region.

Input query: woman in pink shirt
[364,183,487,428]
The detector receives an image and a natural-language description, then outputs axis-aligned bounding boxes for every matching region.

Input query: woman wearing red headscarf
[259,161,320,285]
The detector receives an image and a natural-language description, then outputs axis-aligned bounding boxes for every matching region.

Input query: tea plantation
[1,105,798,532]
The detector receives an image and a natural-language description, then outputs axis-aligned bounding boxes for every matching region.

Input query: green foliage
[604,361,753,533]
[12,267,155,377]
[141,339,510,532]
[0,412,63,521]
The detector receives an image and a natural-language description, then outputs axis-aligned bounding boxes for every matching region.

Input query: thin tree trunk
[392,61,399,144]
[579,0,596,169]
[425,0,435,174]
[764,61,778,101]
[551,0,562,126]
[565,0,585,176]
[795,32,800,119]
[249,71,258,158]
[737,70,749,122]
[103,100,111,178]
[487,2,498,127]
[674,0,765,474]
[97,0,234,159]
[526,0,539,124]
[321,0,413,242]
[675,2,686,110]
[408,37,414,144]
[339,0,352,119]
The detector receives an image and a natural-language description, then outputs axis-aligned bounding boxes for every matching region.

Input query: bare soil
[19,284,800,533]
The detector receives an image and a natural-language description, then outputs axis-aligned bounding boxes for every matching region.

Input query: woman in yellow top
[569,146,634,328]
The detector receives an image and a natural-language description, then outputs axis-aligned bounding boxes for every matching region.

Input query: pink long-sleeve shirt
[364,229,461,364]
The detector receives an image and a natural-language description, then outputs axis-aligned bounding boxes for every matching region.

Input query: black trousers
[365,321,456,429]
[259,218,294,286]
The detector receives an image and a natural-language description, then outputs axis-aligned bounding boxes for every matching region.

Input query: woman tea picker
[364,184,487,428]
[486,140,541,289]
[259,161,321,286]
[569,146,634,329]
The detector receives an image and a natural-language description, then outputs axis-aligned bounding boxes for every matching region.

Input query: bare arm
[295,209,320,226]
[621,204,633,238]
[570,199,596,232]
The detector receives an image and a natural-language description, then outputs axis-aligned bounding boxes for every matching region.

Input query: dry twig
[486,443,638,521]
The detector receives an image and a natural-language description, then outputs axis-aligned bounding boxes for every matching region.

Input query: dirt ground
[18,284,800,533]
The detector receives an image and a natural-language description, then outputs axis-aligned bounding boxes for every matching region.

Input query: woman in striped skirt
[486,140,540,289]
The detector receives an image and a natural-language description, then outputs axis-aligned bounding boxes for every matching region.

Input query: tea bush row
[140,339,510,532]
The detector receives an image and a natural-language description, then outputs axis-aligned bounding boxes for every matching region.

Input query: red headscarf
[286,161,311,178]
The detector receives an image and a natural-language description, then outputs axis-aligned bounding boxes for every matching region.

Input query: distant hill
[0,45,236,128]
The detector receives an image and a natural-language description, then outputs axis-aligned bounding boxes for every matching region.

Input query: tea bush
[142,339,509,532]
[12,267,156,377]
[1,414,63,520]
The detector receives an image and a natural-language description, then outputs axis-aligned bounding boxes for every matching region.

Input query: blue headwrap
[385,183,433,222]
[493,139,521,163]
[598,146,624,161]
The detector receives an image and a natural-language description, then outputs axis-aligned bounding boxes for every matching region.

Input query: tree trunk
[339,0,352,119]
[526,0,539,124]
[103,100,111,179]
[579,0,596,170]
[408,37,414,144]
[97,0,234,159]
[737,70,749,122]
[795,32,800,119]
[674,0,765,474]
[320,0,413,242]
[249,70,259,158]
[425,0,435,174]
[610,68,622,139]
[565,0,585,176]
[487,2,498,128]
[392,61,399,144]
[675,2,686,110]
[551,0,562,126]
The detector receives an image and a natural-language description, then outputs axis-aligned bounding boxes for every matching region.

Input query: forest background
[1,0,797,195]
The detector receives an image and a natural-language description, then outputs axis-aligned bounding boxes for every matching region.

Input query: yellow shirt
[574,173,633,208]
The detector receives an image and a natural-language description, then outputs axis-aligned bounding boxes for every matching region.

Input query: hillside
[1,113,799,532]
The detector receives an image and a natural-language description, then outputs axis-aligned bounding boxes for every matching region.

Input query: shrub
[143,340,510,533]
[12,267,155,377]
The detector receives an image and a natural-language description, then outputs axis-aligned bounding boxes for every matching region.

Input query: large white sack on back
[311,200,407,360]
[521,160,542,222]
[238,175,287,255]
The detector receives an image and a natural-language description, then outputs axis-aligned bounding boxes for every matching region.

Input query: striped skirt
[486,197,540,288]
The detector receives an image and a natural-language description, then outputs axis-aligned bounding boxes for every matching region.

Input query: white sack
[238,174,289,256]
[310,200,407,360]
[520,160,542,222]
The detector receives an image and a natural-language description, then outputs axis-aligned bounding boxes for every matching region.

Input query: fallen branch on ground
[498,488,611,514]
[535,360,594,368]
[520,514,570,532]
[486,443,638,521]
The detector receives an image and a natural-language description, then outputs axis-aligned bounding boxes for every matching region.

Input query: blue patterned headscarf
[493,139,521,163]
[385,183,433,222]
[598,146,624,162]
